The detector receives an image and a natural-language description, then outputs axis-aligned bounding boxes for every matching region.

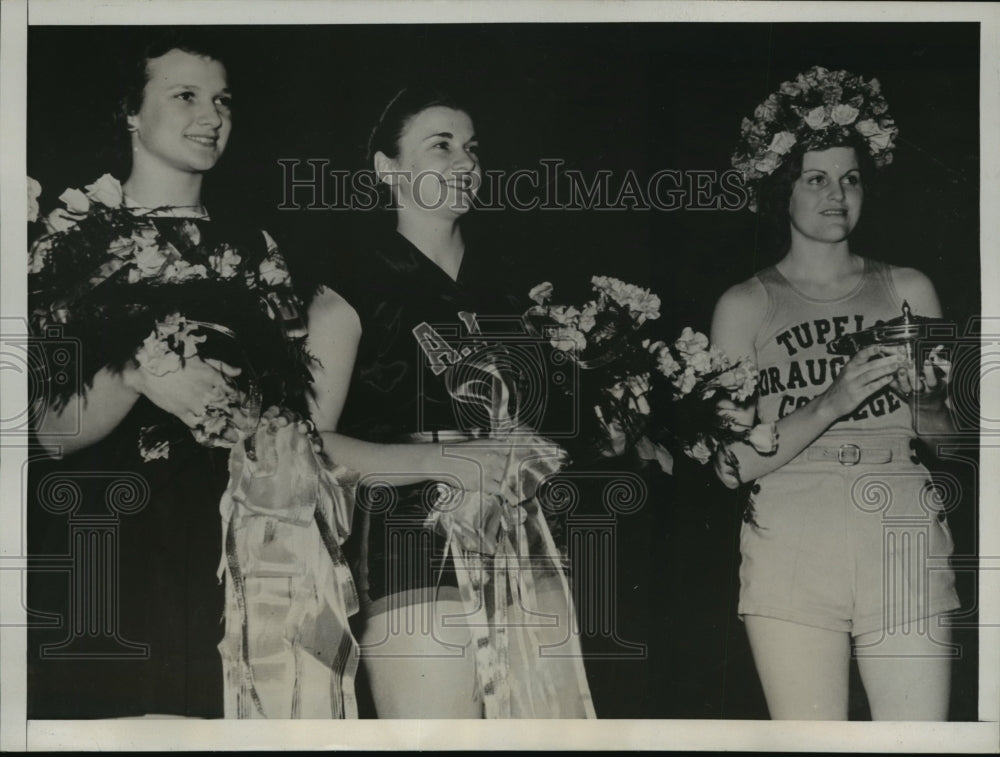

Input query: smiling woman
[26,32,357,720]
[303,87,594,718]
[710,66,961,722]
[123,48,232,203]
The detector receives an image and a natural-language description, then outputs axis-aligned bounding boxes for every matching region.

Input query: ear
[373,151,397,186]
[125,112,139,133]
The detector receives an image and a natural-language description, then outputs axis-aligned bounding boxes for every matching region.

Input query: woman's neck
[396,212,465,280]
[122,163,204,209]
[779,237,857,283]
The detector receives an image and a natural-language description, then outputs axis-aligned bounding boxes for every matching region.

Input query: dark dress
[333,229,524,607]
[27,215,309,718]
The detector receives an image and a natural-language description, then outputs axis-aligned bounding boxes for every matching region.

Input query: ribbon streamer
[217,420,361,718]
[429,347,595,718]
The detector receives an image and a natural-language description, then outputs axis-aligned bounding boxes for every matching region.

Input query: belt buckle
[837,443,861,466]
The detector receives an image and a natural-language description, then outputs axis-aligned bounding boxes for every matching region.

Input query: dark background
[27,22,981,720]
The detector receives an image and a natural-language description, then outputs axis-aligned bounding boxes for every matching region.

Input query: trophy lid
[827,301,951,355]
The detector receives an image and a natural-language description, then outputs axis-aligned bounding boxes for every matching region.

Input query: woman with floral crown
[711,66,960,720]
[304,87,594,718]
[28,33,358,719]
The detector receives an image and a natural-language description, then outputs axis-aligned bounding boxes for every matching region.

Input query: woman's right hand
[817,344,904,421]
[124,357,247,439]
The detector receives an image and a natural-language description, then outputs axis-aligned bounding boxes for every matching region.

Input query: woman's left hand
[885,344,950,411]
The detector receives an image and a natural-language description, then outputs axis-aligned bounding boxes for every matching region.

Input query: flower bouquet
[28,174,312,461]
[645,328,777,475]
[525,276,778,475]
[524,276,662,460]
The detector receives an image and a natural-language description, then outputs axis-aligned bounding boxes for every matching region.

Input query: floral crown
[731,65,898,211]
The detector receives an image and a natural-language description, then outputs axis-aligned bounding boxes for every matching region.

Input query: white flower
[672,366,697,395]
[767,131,797,156]
[200,412,230,437]
[688,350,712,374]
[163,260,208,282]
[549,304,581,326]
[657,347,681,377]
[84,174,123,208]
[629,393,651,416]
[628,291,661,324]
[528,281,554,305]
[44,207,82,234]
[176,219,202,247]
[27,177,41,223]
[134,244,168,279]
[209,245,242,279]
[685,437,713,464]
[747,422,778,454]
[28,236,53,274]
[156,313,185,337]
[830,104,860,126]
[754,151,781,175]
[804,106,830,130]
[674,327,709,357]
[140,438,170,462]
[136,331,182,376]
[550,326,587,353]
[855,119,894,151]
[259,257,289,286]
[708,345,731,372]
[131,223,161,253]
[578,301,599,333]
[59,187,91,215]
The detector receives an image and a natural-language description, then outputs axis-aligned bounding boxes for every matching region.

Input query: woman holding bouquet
[305,87,594,718]
[29,34,356,719]
[711,67,960,720]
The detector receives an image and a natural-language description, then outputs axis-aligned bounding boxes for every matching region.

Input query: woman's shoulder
[711,274,770,350]
[880,262,942,316]
[714,274,769,315]
[307,285,361,322]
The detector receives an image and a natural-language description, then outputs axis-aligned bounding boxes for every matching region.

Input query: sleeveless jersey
[752,257,912,440]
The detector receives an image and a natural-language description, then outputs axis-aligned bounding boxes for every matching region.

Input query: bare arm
[35,356,244,458]
[711,280,903,488]
[34,366,142,457]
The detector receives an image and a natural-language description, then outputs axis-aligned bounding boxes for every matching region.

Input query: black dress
[27,214,310,718]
